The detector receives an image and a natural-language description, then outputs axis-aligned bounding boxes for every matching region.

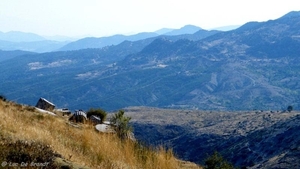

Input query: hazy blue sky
[1,0,299,37]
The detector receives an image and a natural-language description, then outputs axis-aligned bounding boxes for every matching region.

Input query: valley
[125,106,300,168]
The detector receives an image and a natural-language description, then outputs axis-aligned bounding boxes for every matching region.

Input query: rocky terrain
[125,106,300,168]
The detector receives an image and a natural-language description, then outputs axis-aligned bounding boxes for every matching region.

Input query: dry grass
[0,100,201,169]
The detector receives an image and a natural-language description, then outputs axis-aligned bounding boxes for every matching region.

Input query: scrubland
[0,100,201,169]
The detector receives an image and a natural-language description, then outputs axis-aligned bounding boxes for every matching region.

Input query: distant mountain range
[163,25,202,35]
[0,24,215,52]
[0,31,78,42]
[0,31,70,53]
[0,11,300,112]
[0,40,69,53]
[57,25,205,51]
[0,31,46,42]
[58,32,159,51]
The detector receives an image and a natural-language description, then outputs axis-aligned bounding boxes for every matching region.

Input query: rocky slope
[125,107,300,168]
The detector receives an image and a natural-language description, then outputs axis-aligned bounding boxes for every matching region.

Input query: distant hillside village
[34,97,134,140]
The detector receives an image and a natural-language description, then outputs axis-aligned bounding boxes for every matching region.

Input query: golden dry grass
[0,100,201,169]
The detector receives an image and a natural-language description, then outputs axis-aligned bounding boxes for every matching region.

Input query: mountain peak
[181,24,202,30]
[164,25,202,35]
[280,10,300,19]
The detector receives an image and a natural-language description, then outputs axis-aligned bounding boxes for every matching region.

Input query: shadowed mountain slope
[125,106,300,168]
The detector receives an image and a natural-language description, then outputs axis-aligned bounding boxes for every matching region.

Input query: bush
[287,105,293,112]
[86,108,107,123]
[110,110,133,140]
[204,151,235,169]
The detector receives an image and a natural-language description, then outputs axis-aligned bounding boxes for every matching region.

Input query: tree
[110,110,133,140]
[86,108,107,123]
[287,105,293,112]
[204,151,235,169]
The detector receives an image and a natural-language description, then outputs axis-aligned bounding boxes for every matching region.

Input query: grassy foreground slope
[0,99,201,169]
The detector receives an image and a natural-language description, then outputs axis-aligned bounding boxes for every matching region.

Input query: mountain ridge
[58,25,208,51]
[0,11,300,111]
[164,25,202,35]
[0,31,72,52]
[0,25,217,52]
[0,31,46,42]
[58,32,159,51]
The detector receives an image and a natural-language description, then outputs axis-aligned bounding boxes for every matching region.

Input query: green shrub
[204,151,235,169]
[110,110,133,140]
[86,108,107,123]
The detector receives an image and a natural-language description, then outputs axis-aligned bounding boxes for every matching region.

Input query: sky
[0,0,300,37]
